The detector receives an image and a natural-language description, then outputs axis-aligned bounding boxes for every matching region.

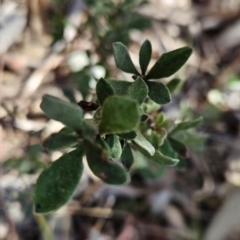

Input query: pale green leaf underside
[133,131,155,156]
[105,134,122,159]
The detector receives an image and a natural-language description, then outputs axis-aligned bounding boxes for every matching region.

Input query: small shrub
[34,40,202,214]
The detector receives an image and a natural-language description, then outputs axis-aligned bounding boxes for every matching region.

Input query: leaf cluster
[34,41,201,214]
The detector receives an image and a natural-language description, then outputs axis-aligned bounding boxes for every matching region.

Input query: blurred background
[1,0,240,239]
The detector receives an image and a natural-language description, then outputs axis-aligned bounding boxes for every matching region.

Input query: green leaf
[160,139,178,159]
[84,139,129,185]
[147,81,171,104]
[43,133,78,151]
[146,47,192,79]
[127,77,148,104]
[133,131,155,156]
[34,149,84,214]
[96,78,114,105]
[150,151,179,166]
[168,137,186,157]
[76,73,91,100]
[118,131,137,140]
[107,80,131,95]
[62,87,76,103]
[113,42,139,75]
[139,40,152,75]
[166,78,181,93]
[121,143,134,170]
[40,94,83,130]
[105,135,122,159]
[99,96,140,134]
[171,117,203,134]
[141,114,149,122]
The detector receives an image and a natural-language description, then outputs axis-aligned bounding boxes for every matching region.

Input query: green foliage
[146,47,192,79]
[84,138,129,185]
[170,117,203,134]
[99,96,140,134]
[105,134,122,159]
[147,81,171,104]
[127,77,148,104]
[121,143,134,170]
[96,78,114,105]
[113,42,139,75]
[34,40,199,214]
[139,40,152,75]
[34,149,84,214]
[40,95,84,131]
[166,78,182,93]
[43,132,77,151]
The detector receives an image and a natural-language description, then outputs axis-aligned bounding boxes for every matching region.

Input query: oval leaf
[146,47,192,79]
[105,135,122,159]
[113,42,139,75]
[107,80,131,95]
[43,133,78,151]
[147,81,171,104]
[150,151,179,166]
[99,96,140,134]
[40,94,83,130]
[170,117,203,134]
[118,131,137,140]
[96,78,114,105]
[121,143,134,170]
[34,148,84,214]
[84,139,129,185]
[133,131,155,156]
[127,77,148,104]
[139,40,152,75]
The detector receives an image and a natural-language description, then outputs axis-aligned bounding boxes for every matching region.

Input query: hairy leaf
[107,80,131,95]
[133,131,155,156]
[118,131,137,140]
[43,133,77,151]
[99,96,140,134]
[146,47,192,79]
[40,94,83,130]
[139,40,152,75]
[150,151,179,166]
[105,135,122,159]
[113,42,139,75]
[34,149,84,214]
[96,78,114,105]
[147,81,171,104]
[84,139,129,185]
[121,143,134,170]
[127,77,148,104]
